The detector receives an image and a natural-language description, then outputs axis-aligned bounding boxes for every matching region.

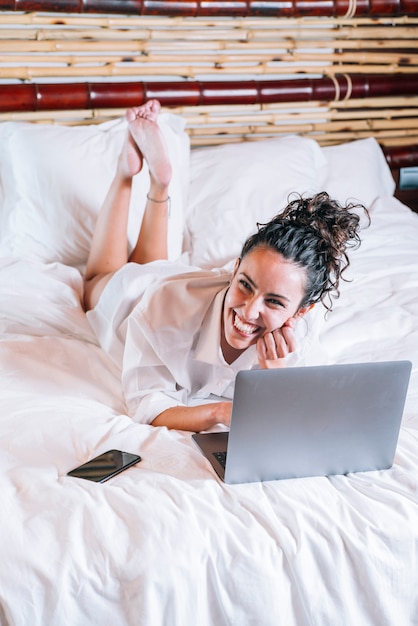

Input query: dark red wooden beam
[0,74,417,111]
[0,0,417,17]
[383,144,418,169]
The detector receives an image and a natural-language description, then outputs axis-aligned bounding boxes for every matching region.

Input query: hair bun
[241,192,369,312]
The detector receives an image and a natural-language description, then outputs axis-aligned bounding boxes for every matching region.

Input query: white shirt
[87,261,257,424]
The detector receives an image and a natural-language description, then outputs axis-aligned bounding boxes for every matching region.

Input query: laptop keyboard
[213,451,227,468]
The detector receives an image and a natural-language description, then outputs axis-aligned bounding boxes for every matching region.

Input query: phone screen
[67,450,142,483]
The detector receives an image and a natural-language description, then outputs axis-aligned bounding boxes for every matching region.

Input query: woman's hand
[256,318,297,369]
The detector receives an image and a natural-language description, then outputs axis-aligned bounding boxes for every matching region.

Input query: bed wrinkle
[255,481,351,625]
[96,465,294,618]
[282,477,416,625]
[219,479,368,623]
[0,308,96,343]
[327,471,418,534]
[0,335,124,408]
[74,475,283,625]
[0,256,94,342]
[20,494,122,621]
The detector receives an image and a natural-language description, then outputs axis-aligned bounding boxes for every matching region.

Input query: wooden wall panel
[0,8,417,160]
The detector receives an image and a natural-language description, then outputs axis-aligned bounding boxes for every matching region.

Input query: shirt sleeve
[121,310,188,424]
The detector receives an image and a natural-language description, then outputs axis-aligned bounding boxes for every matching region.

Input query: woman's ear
[294,303,315,319]
[232,257,241,276]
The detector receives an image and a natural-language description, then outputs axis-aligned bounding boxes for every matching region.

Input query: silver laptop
[192,360,412,484]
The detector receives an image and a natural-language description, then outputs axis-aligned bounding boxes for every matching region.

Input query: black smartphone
[67,449,142,483]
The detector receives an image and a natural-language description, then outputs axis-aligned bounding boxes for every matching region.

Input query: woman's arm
[152,401,232,432]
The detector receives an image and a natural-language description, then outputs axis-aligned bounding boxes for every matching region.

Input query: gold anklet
[147,193,169,203]
[146,193,171,216]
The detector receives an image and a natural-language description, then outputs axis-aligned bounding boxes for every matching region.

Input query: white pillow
[0,113,190,269]
[184,135,327,269]
[321,138,395,208]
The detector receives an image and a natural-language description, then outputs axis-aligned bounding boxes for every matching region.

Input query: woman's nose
[242,296,261,320]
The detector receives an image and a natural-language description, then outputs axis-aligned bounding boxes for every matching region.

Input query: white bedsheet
[0,197,417,626]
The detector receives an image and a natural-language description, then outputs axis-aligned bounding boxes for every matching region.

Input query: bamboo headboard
[1,1,418,180]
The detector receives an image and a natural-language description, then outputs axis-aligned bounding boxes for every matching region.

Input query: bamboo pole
[1,36,418,54]
[1,32,416,46]
[182,117,418,135]
[1,25,417,42]
[176,97,418,113]
[2,51,417,67]
[2,64,418,80]
[180,109,418,126]
[1,106,415,131]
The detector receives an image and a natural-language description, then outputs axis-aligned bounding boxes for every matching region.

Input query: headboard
[1,1,418,207]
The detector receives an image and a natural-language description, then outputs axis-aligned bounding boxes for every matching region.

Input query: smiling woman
[84,100,367,433]
[222,193,366,368]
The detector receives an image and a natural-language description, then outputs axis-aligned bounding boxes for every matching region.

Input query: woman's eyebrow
[240,271,256,288]
[267,292,290,303]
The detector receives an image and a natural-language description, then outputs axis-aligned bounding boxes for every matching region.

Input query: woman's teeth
[234,313,258,335]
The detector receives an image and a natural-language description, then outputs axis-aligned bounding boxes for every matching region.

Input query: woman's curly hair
[240,192,370,312]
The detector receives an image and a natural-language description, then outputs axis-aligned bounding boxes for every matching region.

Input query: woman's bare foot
[128,109,172,190]
[127,99,161,124]
[117,100,164,180]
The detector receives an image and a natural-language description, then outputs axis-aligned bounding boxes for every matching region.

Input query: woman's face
[222,246,308,357]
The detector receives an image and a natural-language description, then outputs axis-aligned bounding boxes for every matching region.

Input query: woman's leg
[127,104,172,265]
[83,100,172,311]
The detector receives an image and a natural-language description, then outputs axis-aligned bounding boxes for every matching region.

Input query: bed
[1,3,418,626]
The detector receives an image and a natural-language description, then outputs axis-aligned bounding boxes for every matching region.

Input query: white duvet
[0,191,418,626]
[0,196,417,626]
